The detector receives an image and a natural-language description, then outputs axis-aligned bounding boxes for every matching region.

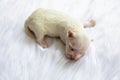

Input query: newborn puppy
[25,8,96,60]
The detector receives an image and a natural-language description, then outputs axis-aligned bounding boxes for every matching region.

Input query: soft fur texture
[25,8,95,60]
[0,0,120,80]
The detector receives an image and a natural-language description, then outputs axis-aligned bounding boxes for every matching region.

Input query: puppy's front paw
[89,19,96,27]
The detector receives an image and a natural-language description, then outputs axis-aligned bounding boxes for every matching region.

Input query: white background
[0,0,120,80]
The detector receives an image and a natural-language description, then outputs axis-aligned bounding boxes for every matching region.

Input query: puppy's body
[25,8,95,60]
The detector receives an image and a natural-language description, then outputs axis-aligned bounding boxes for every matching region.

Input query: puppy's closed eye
[69,45,75,51]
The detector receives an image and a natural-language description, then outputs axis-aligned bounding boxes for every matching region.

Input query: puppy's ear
[67,30,74,38]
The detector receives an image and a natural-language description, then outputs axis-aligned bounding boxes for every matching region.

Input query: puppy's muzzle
[66,53,81,60]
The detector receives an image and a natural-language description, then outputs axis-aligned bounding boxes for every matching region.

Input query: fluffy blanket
[0,0,120,80]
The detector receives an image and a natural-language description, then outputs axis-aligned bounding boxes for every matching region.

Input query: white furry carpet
[0,0,120,80]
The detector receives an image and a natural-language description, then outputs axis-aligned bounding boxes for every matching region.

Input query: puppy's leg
[36,35,48,48]
[83,19,96,28]
[28,23,48,48]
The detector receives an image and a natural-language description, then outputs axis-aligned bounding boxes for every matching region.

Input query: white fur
[25,8,95,60]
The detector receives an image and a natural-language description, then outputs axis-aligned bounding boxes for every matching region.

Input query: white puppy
[25,8,96,60]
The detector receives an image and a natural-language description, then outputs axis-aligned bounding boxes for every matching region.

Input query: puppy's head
[65,30,90,60]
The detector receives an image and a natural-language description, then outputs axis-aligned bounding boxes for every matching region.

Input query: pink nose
[67,53,81,60]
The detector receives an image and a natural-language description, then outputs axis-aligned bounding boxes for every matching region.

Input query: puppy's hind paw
[36,39,48,48]
[41,44,48,48]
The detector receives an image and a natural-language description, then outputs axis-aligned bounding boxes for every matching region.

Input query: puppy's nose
[67,53,81,60]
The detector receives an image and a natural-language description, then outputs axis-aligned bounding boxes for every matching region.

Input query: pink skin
[65,49,82,60]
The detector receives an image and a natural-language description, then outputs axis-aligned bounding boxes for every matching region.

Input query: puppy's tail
[24,20,35,38]
[83,19,96,28]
